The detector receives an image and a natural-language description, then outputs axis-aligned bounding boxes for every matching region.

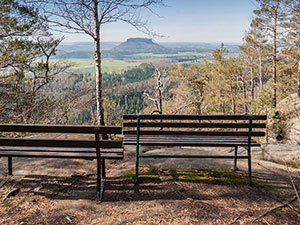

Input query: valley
[56,39,240,73]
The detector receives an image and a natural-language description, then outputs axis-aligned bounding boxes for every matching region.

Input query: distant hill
[110,38,167,54]
[55,39,240,59]
[56,42,120,59]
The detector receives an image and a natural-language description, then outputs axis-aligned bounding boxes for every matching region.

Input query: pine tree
[0,0,66,123]
[281,1,300,97]
[253,0,290,108]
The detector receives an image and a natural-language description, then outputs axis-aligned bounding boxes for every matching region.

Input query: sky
[63,0,258,44]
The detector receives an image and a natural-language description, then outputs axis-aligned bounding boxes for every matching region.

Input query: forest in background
[1,0,300,143]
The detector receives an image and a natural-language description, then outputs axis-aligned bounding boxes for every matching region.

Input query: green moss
[122,167,249,184]
[122,168,137,180]
[178,175,214,181]
[147,165,160,175]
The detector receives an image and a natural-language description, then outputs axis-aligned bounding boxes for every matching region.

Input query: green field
[55,58,141,73]
[52,52,209,74]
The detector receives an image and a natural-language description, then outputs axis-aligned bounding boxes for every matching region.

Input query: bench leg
[8,157,12,176]
[102,159,106,178]
[100,159,106,201]
[248,148,252,184]
[135,156,139,184]
[96,157,102,202]
[135,144,140,184]
[234,147,238,170]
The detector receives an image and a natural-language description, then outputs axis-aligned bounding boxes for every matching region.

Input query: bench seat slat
[123,122,266,128]
[123,114,267,120]
[0,150,124,159]
[124,135,257,140]
[124,138,257,143]
[124,140,259,145]
[0,151,95,159]
[0,138,122,148]
[124,140,257,144]
[124,130,265,137]
[0,124,122,134]
[139,154,249,159]
[0,146,123,154]
[123,141,260,147]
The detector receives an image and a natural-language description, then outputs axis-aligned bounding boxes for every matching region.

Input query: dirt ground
[1,143,300,225]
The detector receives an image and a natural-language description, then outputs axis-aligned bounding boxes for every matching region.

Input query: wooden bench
[0,124,123,201]
[123,114,266,183]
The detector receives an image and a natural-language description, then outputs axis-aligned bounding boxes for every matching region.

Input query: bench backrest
[0,124,122,149]
[123,114,267,137]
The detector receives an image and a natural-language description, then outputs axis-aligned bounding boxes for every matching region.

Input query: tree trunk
[157,71,163,114]
[250,57,255,100]
[298,52,300,97]
[230,84,236,114]
[241,73,248,114]
[259,55,263,89]
[93,0,105,126]
[272,3,279,108]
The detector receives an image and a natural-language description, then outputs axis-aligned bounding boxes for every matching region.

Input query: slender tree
[253,0,289,108]
[282,1,300,97]
[29,0,164,125]
[240,23,270,96]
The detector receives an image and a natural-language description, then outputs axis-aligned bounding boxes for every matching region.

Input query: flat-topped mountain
[111,38,167,54]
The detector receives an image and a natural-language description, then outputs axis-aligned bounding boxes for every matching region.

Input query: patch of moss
[147,165,160,175]
[122,167,249,184]
[178,174,214,181]
[169,169,179,181]
[122,168,137,180]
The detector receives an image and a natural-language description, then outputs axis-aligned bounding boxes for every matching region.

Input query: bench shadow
[102,169,256,202]
[3,167,292,202]
[3,173,241,202]
[253,170,292,190]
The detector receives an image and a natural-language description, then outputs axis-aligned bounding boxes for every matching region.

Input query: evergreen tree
[253,0,290,108]
[0,0,67,123]
[281,0,300,97]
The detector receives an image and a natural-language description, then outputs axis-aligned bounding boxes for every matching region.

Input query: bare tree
[28,0,164,125]
[143,66,168,114]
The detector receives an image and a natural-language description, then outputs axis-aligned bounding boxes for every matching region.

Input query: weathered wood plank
[0,151,124,159]
[139,154,249,159]
[123,141,260,147]
[123,130,265,137]
[0,138,123,148]
[123,122,266,128]
[123,114,267,120]
[0,124,122,134]
[0,146,124,153]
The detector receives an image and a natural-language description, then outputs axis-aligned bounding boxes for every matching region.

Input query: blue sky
[64,0,257,43]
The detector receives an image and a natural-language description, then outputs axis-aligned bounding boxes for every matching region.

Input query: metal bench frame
[123,114,266,183]
[0,124,123,201]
